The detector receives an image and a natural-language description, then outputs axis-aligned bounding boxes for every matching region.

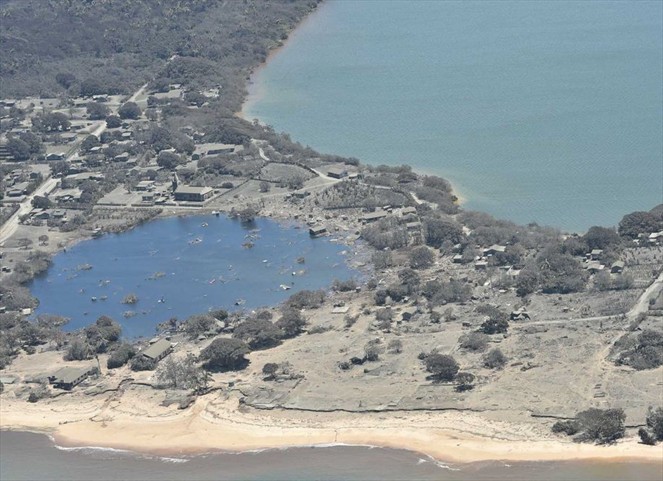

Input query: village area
[1,79,663,455]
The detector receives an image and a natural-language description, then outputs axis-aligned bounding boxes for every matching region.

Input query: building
[484,245,507,256]
[174,185,213,202]
[48,366,96,390]
[610,261,625,274]
[326,166,347,179]
[309,225,328,237]
[141,339,173,362]
[46,153,66,161]
[135,180,155,192]
[361,210,389,223]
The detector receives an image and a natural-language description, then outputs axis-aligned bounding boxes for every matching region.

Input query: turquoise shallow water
[29,215,356,338]
[244,0,663,232]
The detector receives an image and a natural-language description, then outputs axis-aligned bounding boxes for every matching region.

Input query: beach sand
[1,390,659,464]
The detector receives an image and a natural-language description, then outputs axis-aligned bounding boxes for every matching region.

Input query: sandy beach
[1,390,660,464]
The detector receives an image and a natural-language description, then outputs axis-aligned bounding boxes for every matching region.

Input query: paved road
[0,176,58,245]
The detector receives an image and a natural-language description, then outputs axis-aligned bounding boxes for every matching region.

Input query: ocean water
[1,431,661,481]
[243,0,663,232]
[29,215,357,337]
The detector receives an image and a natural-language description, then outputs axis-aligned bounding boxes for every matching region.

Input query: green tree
[200,338,250,372]
[424,353,459,382]
[86,102,110,120]
[483,348,508,369]
[6,138,31,161]
[409,246,435,269]
[31,195,52,209]
[232,318,282,349]
[107,343,136,369]
[118,101,141,119]
[81,135,100,152]
[156,151,183,169]
[276,308,306,338]
[423,217,464,248]
[618,211,661,239]
[105,115,122,128]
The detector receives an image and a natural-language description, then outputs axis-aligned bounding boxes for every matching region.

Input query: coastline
[1,395,660,465]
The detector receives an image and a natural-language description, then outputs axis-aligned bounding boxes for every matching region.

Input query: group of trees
[614,329,663,371]
[552,408,626,444]
[6,132,44,161]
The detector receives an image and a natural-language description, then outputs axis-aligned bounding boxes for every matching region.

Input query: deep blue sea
[244,0,663,232]
[29,215,356,338]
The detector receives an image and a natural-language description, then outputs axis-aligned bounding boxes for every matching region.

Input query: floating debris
[201,222,208,227]
[189,238,202,245]
[148,272,166,280]
[77,263,93,271]
[123,311,137,318]
[280,284,291,290]
[90,297,97,302]
[235,298,246,306]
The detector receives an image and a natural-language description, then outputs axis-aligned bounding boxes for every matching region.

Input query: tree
[50,160,69,177]
[156,354,208,390]
[38,235,49,246]
[200,338,250,372]
[80,78,105,97]
[646,406,663,441]
[55,72,77,89]
[6,138,31,161]
[619,211,661,239]
[423,217,464,248]
[574,408,626,444]
[483,348,508,369]
[183,314,216,339]
[64,338,92,361]
[424,353,459,382]
[409,246,434,269]
[81,135,100,152]
[107,343,136,369]
[262,362,279,379]
[19,132,43,155]
[86,102,110,120]
[156,151,183,169]
[259,181,271,193]
[233,318,282,349]
[105,115,122,128]
[118,102,141,120]
[32,196,52,210]
[583,226,621,251]
[276,308,306,338]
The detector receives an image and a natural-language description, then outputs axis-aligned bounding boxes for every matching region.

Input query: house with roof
[141,339,173,362]
[48,366,96,390]
[174,185,213,202]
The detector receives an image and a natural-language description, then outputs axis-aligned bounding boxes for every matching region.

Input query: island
[0,0,662,469]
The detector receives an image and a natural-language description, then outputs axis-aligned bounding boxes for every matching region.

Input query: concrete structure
[326,166,348,179]
[174,185,213,202]
[610,261,625,274]
[141,339,173,362]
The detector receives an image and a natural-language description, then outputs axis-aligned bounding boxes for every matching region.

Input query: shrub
[459,332,489,352]
[364,339,384,361]
[455,372,475,392]
[565,408,626,444]
[276,308,307,338]
[387,339,403,354]
[483,348,508,369]
[638,428,657,446]
[183,314,217,340]
[552,420,580,435]
[424,354,459,382]
[480,318,509,335]
[285,290,326,309]
[332,279,357,292]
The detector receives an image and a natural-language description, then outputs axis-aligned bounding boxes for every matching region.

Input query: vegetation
[200,337,249,372]
[615,329,663,370]
[423,353,459,382]
[483,348,508,369]
[155,354,209,391]
[107,343,136,369]
[233,318,282,349]
[553,408,626,444]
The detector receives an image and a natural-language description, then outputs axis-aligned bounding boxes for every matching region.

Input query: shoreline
[2,396,661,465]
